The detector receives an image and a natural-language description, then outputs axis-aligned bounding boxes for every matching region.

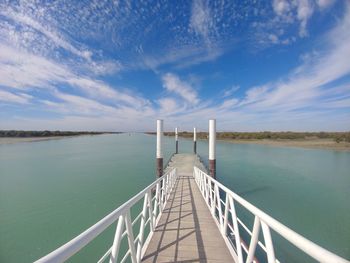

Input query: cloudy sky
[0,0,349,131]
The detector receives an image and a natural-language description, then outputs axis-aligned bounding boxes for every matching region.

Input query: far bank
[146,131,350,151]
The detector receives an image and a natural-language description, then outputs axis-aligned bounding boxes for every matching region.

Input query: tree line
[147,131,350,143]
[0,130,121,137]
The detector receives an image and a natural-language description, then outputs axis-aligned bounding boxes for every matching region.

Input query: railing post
[209,119,216,179]
[109,215,125,263]
[156,119,163,178]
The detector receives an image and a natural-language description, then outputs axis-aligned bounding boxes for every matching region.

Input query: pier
[142,154,233,262]
[35,120,349,263]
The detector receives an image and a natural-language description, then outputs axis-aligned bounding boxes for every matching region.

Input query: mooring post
[156,119,163,178]
[175,127,178,154]
[193,127,197,154]
[209,119,216,179]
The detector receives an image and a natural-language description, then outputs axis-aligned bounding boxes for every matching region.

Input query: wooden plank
[142,154,234,262]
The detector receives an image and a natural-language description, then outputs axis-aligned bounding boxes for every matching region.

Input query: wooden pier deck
[142,154,234,263]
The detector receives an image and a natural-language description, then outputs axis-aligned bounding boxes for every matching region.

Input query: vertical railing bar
[204,176,208,203]
[201,171,203,191]
[155,182,161,215]
[223,194,229,235]
[208,178,213,210]
[261,220,276,263]
[229,195,244,263]
[215,183,223,228]
[136,193,148,263]
[109,215,125,263]
[206,176,209,197]
[125,210,137,263]
[210,180,216,215]
[160,178,164,211]
[246,216,261,263]
[165,174,169,202]
[147,189,154,233]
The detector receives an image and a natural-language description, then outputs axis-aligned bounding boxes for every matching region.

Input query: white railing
[193,166,349,263]
[35,168,177,263]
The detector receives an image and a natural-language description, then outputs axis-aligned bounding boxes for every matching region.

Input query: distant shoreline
[0,136,78,145]
[222,138,350,151]
[0,130,122,145]
[0,132,121,145]
[147,132,350,152]
[2,132,349,151]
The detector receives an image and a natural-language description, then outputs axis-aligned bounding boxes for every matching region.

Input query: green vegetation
[146,131,350,143]
[0,130,120,137]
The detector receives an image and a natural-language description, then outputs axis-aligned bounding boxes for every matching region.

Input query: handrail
[193,166,349,263]
[35,168,178,263]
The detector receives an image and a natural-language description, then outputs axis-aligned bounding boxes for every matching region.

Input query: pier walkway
[142,154,233,262]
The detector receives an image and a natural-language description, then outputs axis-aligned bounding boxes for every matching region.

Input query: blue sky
[0,0,349,131]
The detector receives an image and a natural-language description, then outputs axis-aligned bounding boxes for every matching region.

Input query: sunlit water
[0,134,349,262]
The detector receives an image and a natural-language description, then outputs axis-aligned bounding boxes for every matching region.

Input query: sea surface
[0,133,349,262]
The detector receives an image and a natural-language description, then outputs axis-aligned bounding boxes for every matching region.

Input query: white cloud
[316,0,335,9]
[222,85,240,98]
[0,5,122,76]
[0,0,231,73]
[142,45,223,70]
[268,33,279,43]
[162,73,199,105]
[220,98,239,109]
[243,85,269,105]
[53,91,118,115]
[296,0,314,37]
[272,0,314,38]
[190,0,213,45]
[88,60,123,76]
[242,4,350,112]
[0,8,92,60]
[269,0,336,42]
[0,44,146,107]
[273,0,291,15]
[158,98,178,114]
[0,90,31,104]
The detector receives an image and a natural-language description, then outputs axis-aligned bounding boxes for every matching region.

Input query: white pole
[209,119,216,160]
[193,127,197,154]
[156,120,163,177]
[175,127,179,154]
[209,119,216,178]
[156,120,163,159]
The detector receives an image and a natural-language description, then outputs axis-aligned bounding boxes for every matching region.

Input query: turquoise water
[0,134,349,262]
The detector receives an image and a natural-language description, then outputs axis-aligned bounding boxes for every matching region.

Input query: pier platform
[142,154,234,262]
